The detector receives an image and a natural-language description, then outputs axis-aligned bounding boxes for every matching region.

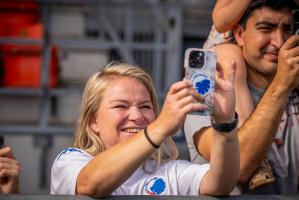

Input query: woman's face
[91,77,155,149]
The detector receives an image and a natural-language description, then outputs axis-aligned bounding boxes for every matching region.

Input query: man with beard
[184,0,299,194]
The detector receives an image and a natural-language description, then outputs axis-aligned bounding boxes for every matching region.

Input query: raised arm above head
[199,60,240,195]
[212,0,252,33]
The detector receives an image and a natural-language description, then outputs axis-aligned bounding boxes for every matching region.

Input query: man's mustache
[261,45,279,55]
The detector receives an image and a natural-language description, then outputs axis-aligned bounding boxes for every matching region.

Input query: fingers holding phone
[0,135,12,158]
[0,136,20,194]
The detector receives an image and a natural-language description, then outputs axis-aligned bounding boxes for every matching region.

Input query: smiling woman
[89,76,155,149]
[50,62,240,197]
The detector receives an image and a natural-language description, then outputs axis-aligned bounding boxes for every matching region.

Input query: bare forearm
[238,81,288,181]
[200,130,239,195]
[213,0,252,33]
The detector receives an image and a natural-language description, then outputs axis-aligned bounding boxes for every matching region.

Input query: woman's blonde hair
[74,62,178,168]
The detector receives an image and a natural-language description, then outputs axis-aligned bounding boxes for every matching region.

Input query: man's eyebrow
[255,21,276,27]
[255,21,291,27]
[255,21,291,29]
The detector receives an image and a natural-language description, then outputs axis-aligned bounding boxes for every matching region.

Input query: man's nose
[271,29,286,49]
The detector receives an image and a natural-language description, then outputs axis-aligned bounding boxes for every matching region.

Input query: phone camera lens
[190,61,196,68]
[189,51,205,69]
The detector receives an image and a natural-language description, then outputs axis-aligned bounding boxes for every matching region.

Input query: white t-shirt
[51,147,210,195]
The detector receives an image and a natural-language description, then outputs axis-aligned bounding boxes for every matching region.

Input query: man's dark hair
[239,0,298,28]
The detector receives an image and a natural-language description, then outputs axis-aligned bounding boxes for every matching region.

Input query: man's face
[235,7,292,85]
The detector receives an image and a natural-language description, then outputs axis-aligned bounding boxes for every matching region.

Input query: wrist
[212,114,235,124]
[144,127,160,149]
[266,78,290,102]
[271,74,295,95]
[146,122,167,147]
[211,112,239,133]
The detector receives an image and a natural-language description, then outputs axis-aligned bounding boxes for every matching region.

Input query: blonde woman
[51,62,239,197]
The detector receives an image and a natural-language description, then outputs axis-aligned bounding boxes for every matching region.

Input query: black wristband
[211,112,239,133]
[144,127,160,149]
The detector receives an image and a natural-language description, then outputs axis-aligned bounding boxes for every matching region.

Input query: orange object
[8,22,43,39]
[0,1,39,37]
[0,2,59,88]
[1,23,58,88]
[2,45,58,88]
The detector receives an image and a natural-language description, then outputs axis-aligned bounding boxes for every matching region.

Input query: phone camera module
[292,10,299,35]
[189,51,205,69]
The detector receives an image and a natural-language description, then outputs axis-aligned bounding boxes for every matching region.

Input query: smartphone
[184,48,217,115]
[0,135,4,148]
[292,9,299,35]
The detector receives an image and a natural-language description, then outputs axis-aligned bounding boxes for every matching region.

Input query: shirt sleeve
[184,114,211,164]
[176,160,210,195]
[50,148,92,195]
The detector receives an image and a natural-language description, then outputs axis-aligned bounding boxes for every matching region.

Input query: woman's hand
[212,60,236,123]
[0,147,20,194]
[155,80,208,137]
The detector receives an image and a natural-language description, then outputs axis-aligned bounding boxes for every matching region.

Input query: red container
[8,22,42,38]
[1,23,58,88]
[0,1,39,36]
[1,44,58,88]
[0,2,58,88]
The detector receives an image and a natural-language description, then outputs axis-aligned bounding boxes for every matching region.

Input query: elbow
[76,177,110,198]
[212,14,229,33]
[238,157,256,183]
[76,182,97,197]
[239,167,252,183]
[200,184,235,196]
[220,186,236,196]
[239,173,251,183]
[213,23,228,33]
[200,174,239,196]
[220,176,239,195]
[216,187,235,196]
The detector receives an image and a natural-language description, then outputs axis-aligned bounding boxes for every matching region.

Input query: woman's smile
[120,127,144,136]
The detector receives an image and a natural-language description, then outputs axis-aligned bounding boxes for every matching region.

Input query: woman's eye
[114,105,127,109]
[141,105,152,109]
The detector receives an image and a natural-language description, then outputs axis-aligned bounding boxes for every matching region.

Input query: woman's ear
[233,24,244,47]
[90,117,99,134]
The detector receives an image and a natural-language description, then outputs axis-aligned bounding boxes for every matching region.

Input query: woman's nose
[128,107,144,123]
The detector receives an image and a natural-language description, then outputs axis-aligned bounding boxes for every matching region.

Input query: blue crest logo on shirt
[57,148,82,160]
[144,177,166,195]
